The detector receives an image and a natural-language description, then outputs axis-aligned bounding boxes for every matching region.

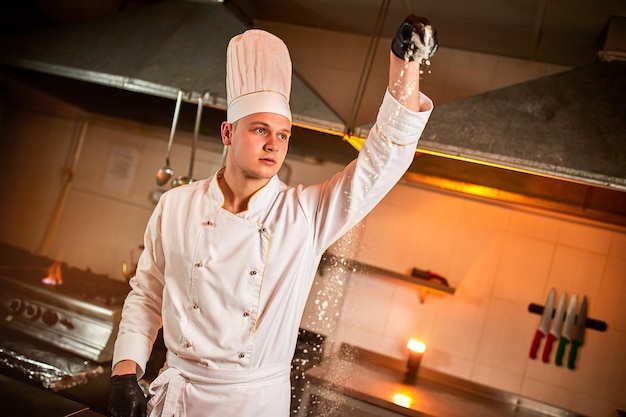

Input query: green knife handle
[555,336,569,366]
[568,339,582,370]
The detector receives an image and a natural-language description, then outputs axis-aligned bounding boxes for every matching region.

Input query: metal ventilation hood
[0,0,345,135]
[0,1,625,226]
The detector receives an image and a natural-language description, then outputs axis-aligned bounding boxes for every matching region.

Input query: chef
[108,15,437,417]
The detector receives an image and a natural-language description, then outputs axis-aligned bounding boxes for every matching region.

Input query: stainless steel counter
[297,356,579,417]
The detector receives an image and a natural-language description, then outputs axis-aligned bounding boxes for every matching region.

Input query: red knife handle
[542,333,557,363]
[529,330,545,359]
[567,339,582,370]
[555,336,569,366]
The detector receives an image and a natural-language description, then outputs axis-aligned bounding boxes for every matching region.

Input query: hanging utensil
[172,95,203,187]
[156,90,183,186]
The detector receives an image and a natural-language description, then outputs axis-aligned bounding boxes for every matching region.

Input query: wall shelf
[319,253,455,303]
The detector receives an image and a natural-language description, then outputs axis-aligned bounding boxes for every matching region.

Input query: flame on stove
[42,261,63,286]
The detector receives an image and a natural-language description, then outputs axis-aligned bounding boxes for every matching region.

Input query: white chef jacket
[112,89,433,416]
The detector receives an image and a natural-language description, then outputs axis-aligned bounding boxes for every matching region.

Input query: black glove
[108,374,147,417]
[391,15,438,62]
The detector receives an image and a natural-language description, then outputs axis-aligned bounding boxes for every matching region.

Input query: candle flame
[407,339,426,353]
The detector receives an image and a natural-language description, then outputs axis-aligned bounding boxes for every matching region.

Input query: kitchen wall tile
[470,363,523,394]
[385,281,441,353]
[422,348,473,380]
[335,326,386,356]
[378,335,411,361]
[547,246,606,299]
[358,203,421,271]
[491,234,555,303]
[0,110,75,252]
[609,231,626,259]
[568,328,626,405]
[460,198,512,231]
[448,224,504,295]
[475,298,537,375]
[595,256,626,332]
[338,272,395,335]
[570,394,622,417]
[520,378,577,414]
[383,184,464,222]
[508,210,561,242]
[409,211,459,276]
[558,221,613,254]
[48,190,151,279]
[429,288,488,361]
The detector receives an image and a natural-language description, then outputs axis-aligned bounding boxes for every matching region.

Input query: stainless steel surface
[318,253,455,297]
[300,358,581,417]
[0,273,124,362]
[0,243,129,414]
[171,94,203,187]
[156,89,183,186]
[298,343,583,417]
[0,244,129,363]
[0,329,104,391]
[415,60,626,192]
[0,1,345,135]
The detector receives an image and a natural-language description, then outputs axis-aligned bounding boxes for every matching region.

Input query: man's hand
[108,374,147,417]
[391,15,438,63]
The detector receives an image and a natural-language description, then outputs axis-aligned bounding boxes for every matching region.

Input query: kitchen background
[0,3,625,417]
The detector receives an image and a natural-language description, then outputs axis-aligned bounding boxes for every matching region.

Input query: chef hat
[226,29,292,124]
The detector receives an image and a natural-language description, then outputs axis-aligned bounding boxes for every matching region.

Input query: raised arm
[388,15,438,112]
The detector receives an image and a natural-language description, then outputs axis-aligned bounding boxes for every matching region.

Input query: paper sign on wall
[102,145,140,195]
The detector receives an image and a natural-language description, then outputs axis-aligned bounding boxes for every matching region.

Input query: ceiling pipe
[346,0,391,132]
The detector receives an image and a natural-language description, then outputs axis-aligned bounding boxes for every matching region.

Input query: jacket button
[243,311,251,317]
[185,342,192,348]
[193,304,200,310]
[206,220,214,226]
[238,352,246,359]
[195,262,203,268]
[260,227,267,233]
[250,270,257,276]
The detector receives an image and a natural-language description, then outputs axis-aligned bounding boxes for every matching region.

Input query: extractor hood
[0,0,345,135]
[0,1,625,226]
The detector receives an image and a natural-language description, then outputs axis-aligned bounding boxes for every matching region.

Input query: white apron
[148,353,291,417]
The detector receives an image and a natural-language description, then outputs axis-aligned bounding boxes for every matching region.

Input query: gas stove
[0,243,130,398]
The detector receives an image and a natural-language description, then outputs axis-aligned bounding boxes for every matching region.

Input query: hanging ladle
[171,94,203,188]
[156,90,183,186]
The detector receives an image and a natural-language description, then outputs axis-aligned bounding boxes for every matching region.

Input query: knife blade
[529,288,556,359]
[542,292,567,363]
[568,296,587,370]
[555,294,577,367]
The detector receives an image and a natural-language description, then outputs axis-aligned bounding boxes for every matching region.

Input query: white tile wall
[327,182,626,416]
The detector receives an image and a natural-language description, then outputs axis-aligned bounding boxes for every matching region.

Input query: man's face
[222,112,291,181]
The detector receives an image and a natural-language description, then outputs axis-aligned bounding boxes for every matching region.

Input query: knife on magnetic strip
[555,294,577,367]
[542,292,567,363]
[568,296,587,370]
[529,288,555,359]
